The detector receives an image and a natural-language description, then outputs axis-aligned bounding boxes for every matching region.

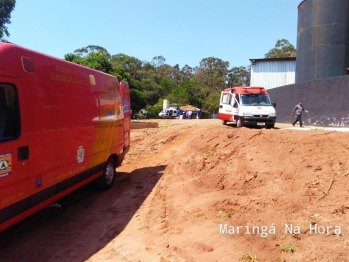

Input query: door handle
[18,146,29,161]
[219,105,223,108]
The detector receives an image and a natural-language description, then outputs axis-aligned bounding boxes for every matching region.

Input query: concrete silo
[296,0,349,83]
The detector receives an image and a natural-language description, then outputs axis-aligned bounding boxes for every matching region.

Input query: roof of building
[249,57,296,63]
[179,105,201,111]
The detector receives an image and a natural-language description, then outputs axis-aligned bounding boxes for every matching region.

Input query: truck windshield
[240,94,272,106]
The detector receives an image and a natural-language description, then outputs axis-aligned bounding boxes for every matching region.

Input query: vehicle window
[240,94,271,106]
[0,84,20,142]
[221,93,229,104]
[228,94,232,104]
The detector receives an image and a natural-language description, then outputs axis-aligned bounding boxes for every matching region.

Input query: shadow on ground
[0,165,166,262]
[224,123,280,129]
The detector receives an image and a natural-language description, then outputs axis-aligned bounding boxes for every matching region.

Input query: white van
[218,86,276,128]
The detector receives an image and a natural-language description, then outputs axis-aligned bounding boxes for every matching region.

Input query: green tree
[181,81,208,106]
[202,91,220,115]
[193,57,229,91]
[159,78,174,97]
[265,39,296,58]
[64,45,256,118]
[227,66,250,87]
[156,64,179,87]
[64,53,80,62]
[110,53,143,76]
[166,85,191,106]
[180,64,194,82]
[71,52,113,73]
[151,55,166,68]
[74,45,111,59]
[64,46,112,73]
[111,64,132,82]
[130,89,147,116]
[146,104,162,118]
[0,0,16,40]
[131,61,156,82]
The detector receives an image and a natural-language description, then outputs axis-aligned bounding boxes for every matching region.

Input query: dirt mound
[131,120,159,129]
[160,127,349,261]
[1,119,348,262]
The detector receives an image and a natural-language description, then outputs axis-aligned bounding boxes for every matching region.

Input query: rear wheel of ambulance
[222,120,227,125]
[95,157,116,190]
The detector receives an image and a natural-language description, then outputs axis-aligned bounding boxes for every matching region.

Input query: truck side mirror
[272,102,276,108]
[233,102,238,108]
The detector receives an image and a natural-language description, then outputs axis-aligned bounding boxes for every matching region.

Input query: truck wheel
[222,120,227,125]
[236,118,242,128]
[95,157,116,190]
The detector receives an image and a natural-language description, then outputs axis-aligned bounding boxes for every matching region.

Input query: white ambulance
[218,86,276,128]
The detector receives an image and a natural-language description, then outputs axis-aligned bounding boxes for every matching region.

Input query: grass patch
[217,210,231,220]
[280,242,294,253]
[188,160,197,166]
[203,149,213,156]
[239,253,258,262]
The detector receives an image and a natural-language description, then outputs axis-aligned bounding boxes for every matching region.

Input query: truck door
[218,92,231,121]
[0,79,29,227]
[218,92,238,123]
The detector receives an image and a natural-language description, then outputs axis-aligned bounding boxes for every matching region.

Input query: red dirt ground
[1,119,349,262]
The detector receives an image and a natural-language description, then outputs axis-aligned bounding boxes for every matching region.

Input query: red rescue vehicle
[0,43,131,232]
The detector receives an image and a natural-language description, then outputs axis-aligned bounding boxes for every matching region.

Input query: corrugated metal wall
[250,60,296,90]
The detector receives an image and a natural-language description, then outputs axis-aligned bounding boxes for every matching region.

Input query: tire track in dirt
[93,120,220,261]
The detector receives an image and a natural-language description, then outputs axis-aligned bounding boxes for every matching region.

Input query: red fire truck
[0,43,131,232]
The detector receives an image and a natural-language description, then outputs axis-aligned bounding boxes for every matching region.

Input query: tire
[95,157,116,190]
[267,124,275,129]
[222,120,227,125]
[236,118,242,128]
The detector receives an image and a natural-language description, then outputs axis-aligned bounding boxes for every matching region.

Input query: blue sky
[7,0,299,68]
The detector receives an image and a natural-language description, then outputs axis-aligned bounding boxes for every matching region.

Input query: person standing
[291,100,309,127]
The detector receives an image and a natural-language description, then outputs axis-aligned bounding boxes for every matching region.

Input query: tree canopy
[0,0,16,40]
[265,39,296,58]
[64,40,293,118]
[64,46,251,117]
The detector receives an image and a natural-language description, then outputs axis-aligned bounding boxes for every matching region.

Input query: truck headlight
[243,112,253,116]
[269,112,276,117]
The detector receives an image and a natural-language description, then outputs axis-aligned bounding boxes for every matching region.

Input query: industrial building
[266,0,349,127]
[249,57,296,90]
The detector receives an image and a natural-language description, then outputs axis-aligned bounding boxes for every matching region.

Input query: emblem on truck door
[76,146,85,163]
[0,153,12,178]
